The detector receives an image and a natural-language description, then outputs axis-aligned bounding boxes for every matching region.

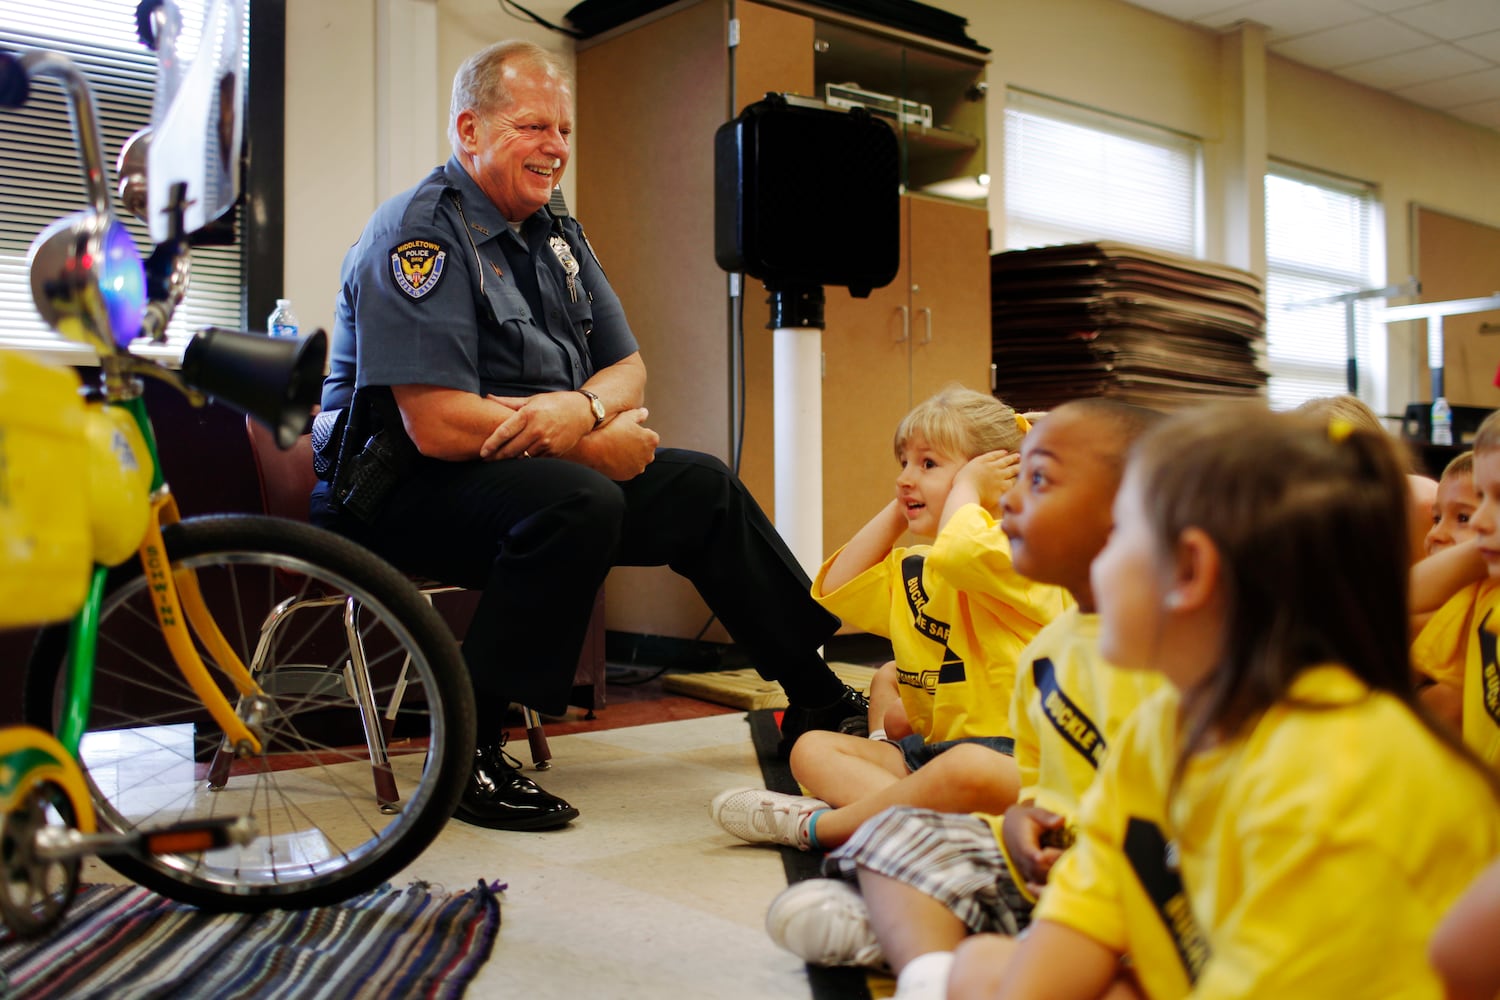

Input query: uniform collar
[442,155,554,247]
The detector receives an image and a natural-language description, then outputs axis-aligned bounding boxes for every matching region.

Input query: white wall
[948,0,1500,411]
[283,0,1500,415]
[283,0,577,334]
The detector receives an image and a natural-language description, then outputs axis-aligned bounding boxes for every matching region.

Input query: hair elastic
[1328,417,1355,443]
[1015,413,1032,434]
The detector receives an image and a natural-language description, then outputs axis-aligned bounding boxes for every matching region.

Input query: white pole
[772,324,823,576]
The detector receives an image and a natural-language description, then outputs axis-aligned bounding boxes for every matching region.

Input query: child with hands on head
[710,385,1070,855]
[760,399,1164,1000]
[1411,450,1479,727]
[948,402,1500,1000]
[1414,412,1500,768]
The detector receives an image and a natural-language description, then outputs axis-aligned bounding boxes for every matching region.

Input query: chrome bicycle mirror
[28,211,147,351]
[15,49,146,353]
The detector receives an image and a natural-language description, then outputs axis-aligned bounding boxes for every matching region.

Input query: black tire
[26,515,476,911]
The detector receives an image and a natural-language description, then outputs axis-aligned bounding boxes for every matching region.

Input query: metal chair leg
[344,597,400,812]
[522,706,551,771]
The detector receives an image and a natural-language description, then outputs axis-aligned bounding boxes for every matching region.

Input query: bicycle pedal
[138,816,257,855]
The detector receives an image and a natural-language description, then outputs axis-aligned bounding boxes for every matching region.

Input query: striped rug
[0,879,500,999]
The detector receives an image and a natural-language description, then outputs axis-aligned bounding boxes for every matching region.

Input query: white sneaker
[765,879,886,969]
[709,788,829,848]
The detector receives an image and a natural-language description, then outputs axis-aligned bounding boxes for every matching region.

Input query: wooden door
[820,198,913,558]
[908,195,992,404]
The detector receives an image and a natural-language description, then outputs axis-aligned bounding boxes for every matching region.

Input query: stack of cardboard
[990,242,1267,411]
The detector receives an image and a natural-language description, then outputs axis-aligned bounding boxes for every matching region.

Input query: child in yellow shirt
[950,402,1500,1000]
[1413,450,1478,727]
[710,386,1067,853]
[760,400,1164,1000]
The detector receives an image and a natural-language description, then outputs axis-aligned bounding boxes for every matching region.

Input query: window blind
[0,0,244,362]
[1263,167,1378,410]
[1004,90,1202,256]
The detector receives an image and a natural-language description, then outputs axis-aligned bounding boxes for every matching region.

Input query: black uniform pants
[312,449,843,717]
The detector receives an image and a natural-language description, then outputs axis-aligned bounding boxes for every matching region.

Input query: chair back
[244,416,318,523]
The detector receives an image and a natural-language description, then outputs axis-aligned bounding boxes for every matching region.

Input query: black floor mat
[748,709,875,1000]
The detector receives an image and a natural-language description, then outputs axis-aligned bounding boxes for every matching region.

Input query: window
[0,0,246,360]
[1263,166,1380,410]
[1004,89,1202,256]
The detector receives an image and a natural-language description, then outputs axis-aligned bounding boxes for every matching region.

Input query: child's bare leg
[789,729,908,805]
[809,744,1021,849]
[949,930,1145,1000]
[858,869,969,972]
[947,933,1019,998]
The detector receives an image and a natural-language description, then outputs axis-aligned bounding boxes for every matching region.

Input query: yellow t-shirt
[1410,578,1500,766]
[1037,664,1500,999]
[813,503,1070,742]
[975,607,1164,901]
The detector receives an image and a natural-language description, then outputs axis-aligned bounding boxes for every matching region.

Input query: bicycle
[0,7,475,936]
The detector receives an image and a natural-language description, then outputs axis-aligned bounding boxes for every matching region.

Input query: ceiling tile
[1338,42,1490,88]
[1271,16,1435,67]
[1350,0,1447,11]
[1118,0,1245,20]
[1389,0,1500,40]
[1189,0,1371,41]
[1396,65,1500,107]
[1454,29,1500,60]
[1448,97,1500,129]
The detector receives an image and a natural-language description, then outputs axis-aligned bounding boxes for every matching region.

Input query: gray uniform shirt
[323,156,637,412]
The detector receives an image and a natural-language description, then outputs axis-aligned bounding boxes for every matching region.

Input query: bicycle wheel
[26,514,476,911]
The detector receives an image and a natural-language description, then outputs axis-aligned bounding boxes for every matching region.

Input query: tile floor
[404,713,815,998]
[76,706,821,999]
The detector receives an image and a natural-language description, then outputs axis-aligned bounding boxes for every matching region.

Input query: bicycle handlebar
[11,50,112,216]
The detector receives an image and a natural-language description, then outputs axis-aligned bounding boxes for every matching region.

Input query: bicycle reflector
[28,210,146,352]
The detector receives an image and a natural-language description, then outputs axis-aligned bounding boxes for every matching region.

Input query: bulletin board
[1412,205,1500,406]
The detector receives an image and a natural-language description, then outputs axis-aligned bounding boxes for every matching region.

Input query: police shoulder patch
[389,239,448,300]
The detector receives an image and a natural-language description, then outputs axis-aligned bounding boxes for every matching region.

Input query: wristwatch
[577,388,605,428]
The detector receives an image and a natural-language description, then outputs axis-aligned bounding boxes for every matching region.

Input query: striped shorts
[821,806,1033,936]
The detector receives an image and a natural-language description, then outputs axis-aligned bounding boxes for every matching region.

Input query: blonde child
[1426,451,1477,555]
[1413,450,1478,727]
[760,400,1164,1000]
[1412,411,1500,767]
[948,402,1500,1000]
[710,385,1070,852]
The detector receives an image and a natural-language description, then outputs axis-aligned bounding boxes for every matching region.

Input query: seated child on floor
[945,402,1500,1000]
[1412,410,1500,768]
[710,385,1069,852]
[760,400,1165,1000]
[1412,450,1478,727]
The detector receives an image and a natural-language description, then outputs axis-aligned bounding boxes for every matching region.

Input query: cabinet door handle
[895,304,909,343]
[919,306,933,344]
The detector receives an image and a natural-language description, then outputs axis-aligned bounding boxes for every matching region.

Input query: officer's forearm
[580,352,647,424]
[392,383,518,460]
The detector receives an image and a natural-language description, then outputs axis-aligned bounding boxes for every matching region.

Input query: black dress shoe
[777,683,870,757]
[453,742,579,831]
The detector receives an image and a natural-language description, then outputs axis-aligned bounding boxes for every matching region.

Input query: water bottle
[1431,396,1453,447]
[268,298,299,339]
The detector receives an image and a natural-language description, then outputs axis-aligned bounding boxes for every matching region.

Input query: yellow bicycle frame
[140,490,265,756]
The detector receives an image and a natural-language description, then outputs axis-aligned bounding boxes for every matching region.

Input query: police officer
[312,40,868,831]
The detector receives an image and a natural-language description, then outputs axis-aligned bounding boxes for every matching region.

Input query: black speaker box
[714,95,900,298]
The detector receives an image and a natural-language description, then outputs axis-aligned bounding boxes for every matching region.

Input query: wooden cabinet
[821,194,991,549]
[576,0,990,638]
